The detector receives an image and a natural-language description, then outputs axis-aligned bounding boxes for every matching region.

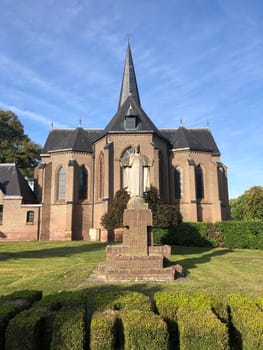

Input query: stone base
[93,262,177,282]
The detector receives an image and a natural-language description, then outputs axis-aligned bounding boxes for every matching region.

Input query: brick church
[0,44,230,241]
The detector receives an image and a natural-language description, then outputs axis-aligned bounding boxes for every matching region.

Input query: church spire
[118,43,141,109]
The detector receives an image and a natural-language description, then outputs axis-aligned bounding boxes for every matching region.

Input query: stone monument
[93,146,182,281]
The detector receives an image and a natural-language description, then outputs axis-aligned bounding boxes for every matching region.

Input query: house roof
[42,128,105,154]
[160,127,220,155]
[0,163,36,203]
[104,95,161,135]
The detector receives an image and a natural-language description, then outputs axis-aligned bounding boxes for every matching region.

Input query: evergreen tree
[0,109,41,179]
[101,189,130,230]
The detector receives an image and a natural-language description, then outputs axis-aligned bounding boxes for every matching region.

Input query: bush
[121,310,169,350]
[154,290,228,348]
[177,306,229,350]
[50,308,85,350]
[101,189,130,230]
[215,221,263,249]
[144,186,182,228]
[227,294,263,350]
[94,291,152,312]
[34,290,86,310]
[90,311,118,350]
[0,290,42,349]
[5,309,51,350]
[153,221,263,249]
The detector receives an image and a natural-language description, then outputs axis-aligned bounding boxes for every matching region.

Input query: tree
[144,185,182,228]
[101,189,130,230]
[230,186,263,221]
[0,109,41,179]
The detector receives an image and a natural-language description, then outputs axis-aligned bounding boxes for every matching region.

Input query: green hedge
[154,291,228,348]
[5,309,52,350]
[93,291,152,312]
[50,308,85,350]
[0,290,42,349]
[121,310,169,350]
[90,311,118,350]
[227,294,263,350]
[1,289,263,349]
[177,306,229,350]
[153,220,263,249]
[215,221,263,249]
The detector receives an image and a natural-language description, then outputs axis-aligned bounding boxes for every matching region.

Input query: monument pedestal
[93,196,183,282]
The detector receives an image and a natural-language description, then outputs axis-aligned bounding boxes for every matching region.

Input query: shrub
[0,290,42,349]
[34,290,86,310]
[90,311,118,350]
[177,306,229,350]
[144,186,182,228]
[256,296,263,311]
[154,290,228,348]
[121,310,169,350]
[215,220,263,249]
[153,223,218,247]
[50,307,85,350]
[5,309,51,350]
[94,291,152,312]
[153,221,263,249]
[101,189,130,230]
[227,294,263,350]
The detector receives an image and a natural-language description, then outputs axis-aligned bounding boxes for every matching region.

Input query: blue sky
[0,0,262,198]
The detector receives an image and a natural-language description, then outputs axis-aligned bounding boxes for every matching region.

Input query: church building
[0,44,230,241]
[35,43,230,240]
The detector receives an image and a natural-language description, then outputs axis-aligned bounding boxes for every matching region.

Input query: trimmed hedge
[177,306,229,350]
[0,290,42,349]
[90,311,118,350]
[93,291,152,312]
[5,308,51,350]
[1,289,263,349]
[121,310,169,350]
[153,220,263,249]
[154,291,228,348]
[50,307,85,350]
[227,294,263,350]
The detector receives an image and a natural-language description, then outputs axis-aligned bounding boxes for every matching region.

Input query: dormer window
[125,116,137,129]
[125,104,138,129]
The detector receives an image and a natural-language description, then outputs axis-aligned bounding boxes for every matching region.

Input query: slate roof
[160,127,220,155]
[42,128,105,154]
[104,95,161,135]
[0,163,36,203]
[118,43,141,109]
[41,45,221,156]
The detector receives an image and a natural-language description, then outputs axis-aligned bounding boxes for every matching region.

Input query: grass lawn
[0,241,262,297]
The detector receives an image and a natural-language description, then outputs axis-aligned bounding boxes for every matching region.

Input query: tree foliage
[0,109,41,179]
[101,189,130,230]
[230,186,263,221]
[101,186,182,231]
[144,185,182,228]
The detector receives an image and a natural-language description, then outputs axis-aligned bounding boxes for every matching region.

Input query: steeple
[118,43,141,109]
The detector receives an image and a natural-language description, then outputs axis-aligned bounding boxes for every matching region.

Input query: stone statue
[120,145,153,198]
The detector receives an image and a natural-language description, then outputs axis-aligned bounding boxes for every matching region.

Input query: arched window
[98,153,104,199]
[174,167,183,199]
[79,166,88,200]
[195,165,204,199]
[57,166,66,200]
